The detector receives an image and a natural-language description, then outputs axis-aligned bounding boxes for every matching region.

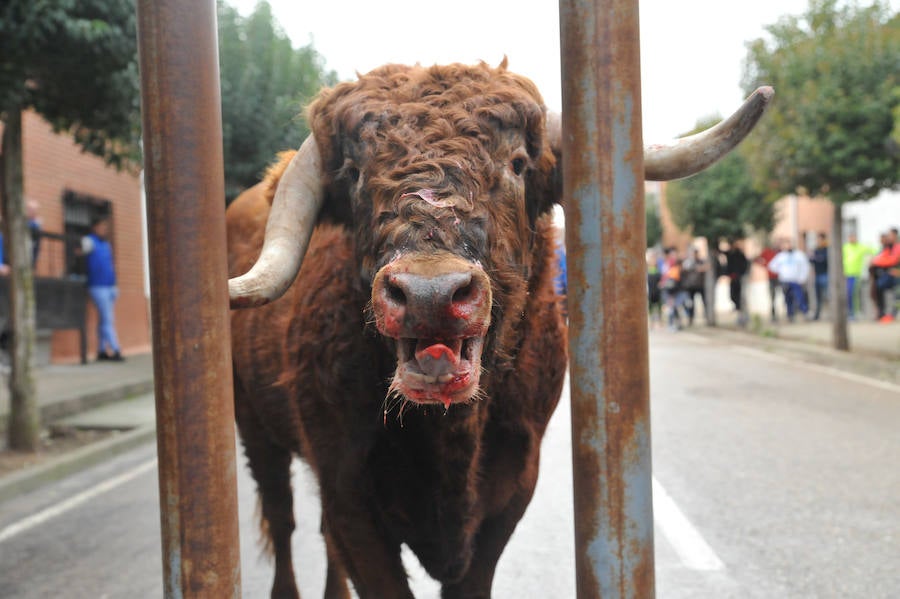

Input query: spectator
[27,200,42,266]
[553,226,567,318]
[768,238,810,322]
[725,240,749,325]
[0,228,9,276]
[81,216,125,361]
[659,247,687,331]
[809,232,828,320]
[0,203,42,269]
[869,228,899,323]
[646,249,663,327]
[842,232,874,320]
[755,242,781,323]
[680,246,708,326]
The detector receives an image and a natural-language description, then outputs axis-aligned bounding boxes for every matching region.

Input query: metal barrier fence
[137,0,654,596]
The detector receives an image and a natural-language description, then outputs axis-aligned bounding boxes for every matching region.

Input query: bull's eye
[345,166,360,183]
[510,157,527,177]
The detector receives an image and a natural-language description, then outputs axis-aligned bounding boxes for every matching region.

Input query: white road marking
[652,476,725,571]
[0,458,158,544]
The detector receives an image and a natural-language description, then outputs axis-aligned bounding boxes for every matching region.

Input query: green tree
[742,0,900,350]
[0,1,141,450]
[668,118,774,325]
[218,1,338,202]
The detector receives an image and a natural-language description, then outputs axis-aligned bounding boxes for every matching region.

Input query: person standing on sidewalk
[81,216,125,362]
[681,246,708,326]
[809,232,829,320]
[755,242,781,322]
[842,233,874,320]
[769,238,810,322]
[869,228,900,323]
[725,239,749,326]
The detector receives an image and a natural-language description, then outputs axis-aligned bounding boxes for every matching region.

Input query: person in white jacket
[767,239,811,321]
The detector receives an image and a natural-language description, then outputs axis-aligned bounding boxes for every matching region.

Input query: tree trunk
[2,107,40,451]
[705,240,718,326]
[829,202,849,351]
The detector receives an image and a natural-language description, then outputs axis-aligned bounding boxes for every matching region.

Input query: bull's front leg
[439,491,535,599]
[441,438,541,599]
[317,466,415,599]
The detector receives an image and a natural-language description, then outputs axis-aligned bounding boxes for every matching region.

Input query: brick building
[1,111,151,363]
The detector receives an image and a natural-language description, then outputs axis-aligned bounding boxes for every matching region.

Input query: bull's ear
[546,86,774,192]
[303,85,367,227]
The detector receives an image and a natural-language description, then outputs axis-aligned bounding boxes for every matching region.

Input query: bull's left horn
[547,86,774,181]
[228,135,323,308]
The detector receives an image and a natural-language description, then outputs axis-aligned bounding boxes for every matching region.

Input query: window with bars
[62,190,113,279]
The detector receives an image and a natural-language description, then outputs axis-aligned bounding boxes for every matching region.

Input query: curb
[0,424,157,503]
[688,326,900,388]
[0,380,155,432]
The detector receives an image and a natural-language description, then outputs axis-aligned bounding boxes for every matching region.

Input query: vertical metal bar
[136,2,241,597]
[559,0,655,597]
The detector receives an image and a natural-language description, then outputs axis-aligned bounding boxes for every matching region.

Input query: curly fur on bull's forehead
[307,61,550,199]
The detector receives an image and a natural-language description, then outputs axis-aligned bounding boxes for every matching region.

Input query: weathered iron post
[559,0,655,597]
[136,1,242,596]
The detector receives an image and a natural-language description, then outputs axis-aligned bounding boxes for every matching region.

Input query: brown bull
[227,60,772,598]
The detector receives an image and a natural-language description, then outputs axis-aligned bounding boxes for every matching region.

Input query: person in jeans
[842,233,874,320]
[768,238,810,322]
[755,243,781,322]
[81,216,124,361]
[869,228,900,323]
[809,232,829,320]
[680,246,708,326]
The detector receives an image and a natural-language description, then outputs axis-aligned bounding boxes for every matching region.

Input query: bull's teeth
[425,375,439,384]
[438,374,454,383]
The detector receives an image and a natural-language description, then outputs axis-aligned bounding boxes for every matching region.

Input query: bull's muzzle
[372,254,492,408]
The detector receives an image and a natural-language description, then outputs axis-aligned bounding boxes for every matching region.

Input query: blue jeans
[813,273,828,319]
[846,276,858,316]
[782,282,808,319]
[88,286,120,354]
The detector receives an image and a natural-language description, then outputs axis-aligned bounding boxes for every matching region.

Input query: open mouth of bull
[390,336,485,409]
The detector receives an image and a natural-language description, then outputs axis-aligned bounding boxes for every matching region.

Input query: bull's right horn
[643,86,774,180]
[546,86,774,181]
[228,135,323,308]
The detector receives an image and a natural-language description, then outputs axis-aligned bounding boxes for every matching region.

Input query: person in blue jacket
[81,216,124,362]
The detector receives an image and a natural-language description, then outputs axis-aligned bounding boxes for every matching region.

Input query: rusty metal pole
[136,1,241,596]
[559,0,655,597]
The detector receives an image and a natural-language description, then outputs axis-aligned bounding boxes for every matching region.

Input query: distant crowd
[647,226,899,330]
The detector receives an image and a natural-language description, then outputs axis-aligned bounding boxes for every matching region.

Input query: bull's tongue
[414,340,462,377]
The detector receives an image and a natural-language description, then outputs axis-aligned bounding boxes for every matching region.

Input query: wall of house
[6,111,152,363]
[770,194,834,251]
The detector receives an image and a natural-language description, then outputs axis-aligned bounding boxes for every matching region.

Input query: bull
[226,60,772,598]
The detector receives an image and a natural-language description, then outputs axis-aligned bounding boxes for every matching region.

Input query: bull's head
[229,62,772,409]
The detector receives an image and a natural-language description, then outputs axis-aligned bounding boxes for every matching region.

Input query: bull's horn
[228,135,324,308]
[547,86,774,181]
[643,86,773,180]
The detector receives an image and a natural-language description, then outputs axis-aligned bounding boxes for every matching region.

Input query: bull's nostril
[386,281,406,306]
[452,283,474,304]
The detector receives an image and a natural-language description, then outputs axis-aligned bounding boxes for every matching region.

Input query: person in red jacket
[869,228,900,322]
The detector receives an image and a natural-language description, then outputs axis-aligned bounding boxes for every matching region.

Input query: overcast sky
[230,0,899,142]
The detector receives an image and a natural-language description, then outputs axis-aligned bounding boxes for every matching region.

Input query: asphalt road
[1,330,898,598]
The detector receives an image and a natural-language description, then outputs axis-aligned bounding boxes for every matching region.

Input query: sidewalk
[684,313,900,386]
[0,352,154,430]
[0,352,155,501]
